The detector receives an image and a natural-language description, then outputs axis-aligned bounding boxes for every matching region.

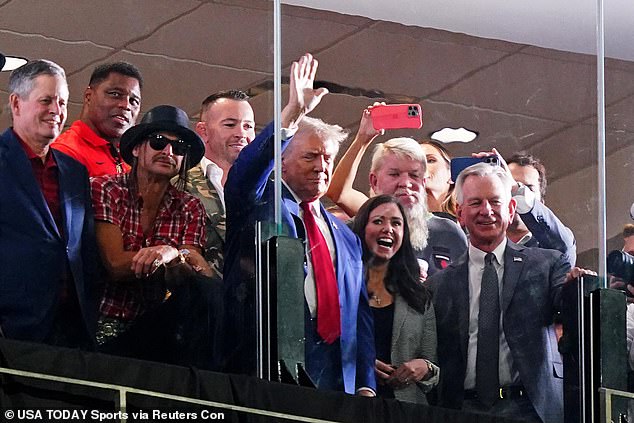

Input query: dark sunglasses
[147,133,189,156]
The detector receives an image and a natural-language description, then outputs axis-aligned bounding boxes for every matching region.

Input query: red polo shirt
[53,120,130,177]
[15,131,64,234]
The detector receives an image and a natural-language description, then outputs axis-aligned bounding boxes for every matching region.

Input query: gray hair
[370,137,426,173]
[286,116,348,156]
[8,59,66,98]
[454,162,514,205]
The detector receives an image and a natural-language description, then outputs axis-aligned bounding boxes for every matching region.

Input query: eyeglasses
[147,133,189,156]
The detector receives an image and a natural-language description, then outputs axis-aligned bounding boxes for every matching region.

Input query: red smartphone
[369,104,423,130]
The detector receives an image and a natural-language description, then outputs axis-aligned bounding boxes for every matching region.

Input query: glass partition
[604,2,634,259]
[278,0,600,261]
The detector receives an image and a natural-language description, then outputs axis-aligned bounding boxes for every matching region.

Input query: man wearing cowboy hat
[90,105,216,364]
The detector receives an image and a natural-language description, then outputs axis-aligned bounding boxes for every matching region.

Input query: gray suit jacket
[428,240,570,423]
[390,294,439,404]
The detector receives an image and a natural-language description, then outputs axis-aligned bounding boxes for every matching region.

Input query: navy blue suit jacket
[519,200,576,267]
[223,123,376,394]
[0,128,97,343]
[428,240,570,423]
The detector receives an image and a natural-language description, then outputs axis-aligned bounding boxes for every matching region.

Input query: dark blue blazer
[519,200,576,267]
[0,128,97,343]
[428,240,570,423]
[223,123,376,394]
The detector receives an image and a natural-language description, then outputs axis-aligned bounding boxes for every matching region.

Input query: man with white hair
[222,54,375,396]
[428,162,593,423]
[328,108,467,276]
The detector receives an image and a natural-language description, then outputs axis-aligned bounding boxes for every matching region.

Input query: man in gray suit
[428,162,591,423]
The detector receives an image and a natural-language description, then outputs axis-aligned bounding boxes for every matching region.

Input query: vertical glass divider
[273,0,282,233]
[596,0,607,286]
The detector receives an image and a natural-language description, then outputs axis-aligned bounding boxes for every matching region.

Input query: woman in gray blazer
[353,195,439,404]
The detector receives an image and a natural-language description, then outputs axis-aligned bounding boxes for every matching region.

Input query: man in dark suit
[506,152,576,267]
[223,53,376,395]
[428,162,591,423]
[0,59,97,348]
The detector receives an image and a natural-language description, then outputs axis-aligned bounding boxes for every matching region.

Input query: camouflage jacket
[186,163,226,277]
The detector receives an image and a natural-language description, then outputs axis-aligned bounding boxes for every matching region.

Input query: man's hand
[281,53,329,129]
[565,266,597,283]
[131,245,179,279]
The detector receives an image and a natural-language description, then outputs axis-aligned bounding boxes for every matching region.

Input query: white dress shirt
[464,239,520,389]
[200,156,225,209]
[283,184,337,317]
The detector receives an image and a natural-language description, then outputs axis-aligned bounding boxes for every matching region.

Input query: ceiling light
[430,127,478,143]
[1,55,28,72]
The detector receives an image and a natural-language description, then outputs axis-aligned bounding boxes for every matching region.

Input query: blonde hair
[370,138,426,173]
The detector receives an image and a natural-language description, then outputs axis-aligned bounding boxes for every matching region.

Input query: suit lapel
[502,241,526,313]
[391,295,408,350]
[51,150,84,242]
[3,132,60,238]
[454,255,471,359]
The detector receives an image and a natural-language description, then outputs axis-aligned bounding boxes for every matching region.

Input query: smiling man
[185,90,256,276]
[0,59,97,348]
[53,62,143,176]
[427,162,595,423]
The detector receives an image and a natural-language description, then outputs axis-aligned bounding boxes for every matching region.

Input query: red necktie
[300,202,341,344]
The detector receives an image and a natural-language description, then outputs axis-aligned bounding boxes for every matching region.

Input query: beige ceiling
[1,0,632,262]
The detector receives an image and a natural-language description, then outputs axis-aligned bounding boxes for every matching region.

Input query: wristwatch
[423,359,437,381]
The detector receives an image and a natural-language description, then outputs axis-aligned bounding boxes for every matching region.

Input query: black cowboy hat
[120,105,204,170]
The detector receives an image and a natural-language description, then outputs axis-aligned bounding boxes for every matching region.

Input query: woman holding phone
[352,195,439,404]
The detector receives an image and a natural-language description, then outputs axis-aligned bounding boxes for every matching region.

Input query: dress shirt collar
[200,156,224,181]
[468,238,507,268]
[283,181,322,218]
[199,156,225,208]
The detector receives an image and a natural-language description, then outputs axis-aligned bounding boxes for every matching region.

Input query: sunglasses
[147,133,189,156]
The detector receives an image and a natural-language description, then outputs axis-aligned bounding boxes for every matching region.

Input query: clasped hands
[375,358,429,389]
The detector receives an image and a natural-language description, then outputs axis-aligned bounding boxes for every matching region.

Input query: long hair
[127,141,190,195]
[353,195,432,313]
[420,139,457,217]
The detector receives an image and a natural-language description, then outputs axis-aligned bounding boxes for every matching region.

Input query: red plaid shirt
[91,173,206,321]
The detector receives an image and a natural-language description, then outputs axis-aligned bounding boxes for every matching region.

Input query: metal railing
[0,366,338,423]
[599,387,634,423]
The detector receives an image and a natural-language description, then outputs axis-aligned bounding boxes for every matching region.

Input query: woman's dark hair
[352,195,432,313]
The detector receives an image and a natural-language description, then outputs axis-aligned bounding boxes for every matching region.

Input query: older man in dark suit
[428,162,592,423]
[0,59,97,348]
[222,53,376,395]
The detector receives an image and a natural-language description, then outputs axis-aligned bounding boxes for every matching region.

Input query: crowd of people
[0,51,607,422]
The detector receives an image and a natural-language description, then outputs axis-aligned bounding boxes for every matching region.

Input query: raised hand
[356,102,386,145]
[281,53,329,129]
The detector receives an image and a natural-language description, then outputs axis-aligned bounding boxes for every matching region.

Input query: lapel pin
[513,257,523,262]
